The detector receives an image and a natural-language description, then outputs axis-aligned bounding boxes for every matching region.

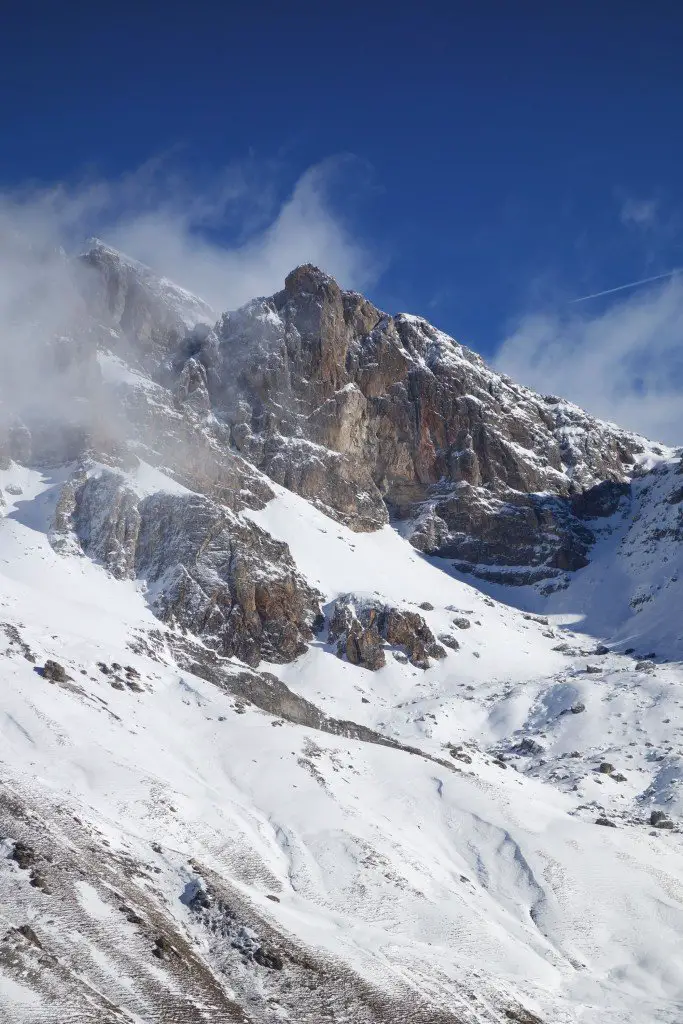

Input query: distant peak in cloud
[0,155,378,315]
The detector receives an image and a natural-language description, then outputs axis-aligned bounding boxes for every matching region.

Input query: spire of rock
[284,263,339,298]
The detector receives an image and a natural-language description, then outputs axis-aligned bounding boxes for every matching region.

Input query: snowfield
[0,460,681,1023]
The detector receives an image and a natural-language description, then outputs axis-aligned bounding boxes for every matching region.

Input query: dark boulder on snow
[253,945,284,970]
[328,596,446,670]
[10,841,36,870]
[512,738,545,757]
[438,633,461,651]
[650,810,674,829]
[40,660,68,683]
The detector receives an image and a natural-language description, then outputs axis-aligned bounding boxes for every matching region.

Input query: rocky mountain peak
[282,262,339,299]
[149,262,644,580]
[32,245,657,584]
[79,239,214,372]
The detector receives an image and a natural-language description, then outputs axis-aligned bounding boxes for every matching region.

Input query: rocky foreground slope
[0,243,680,1024]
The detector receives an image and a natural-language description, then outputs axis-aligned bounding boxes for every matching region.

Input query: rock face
[73,471,141,579]
[329,599,387,670]
[0,241,656,591]
[53,470,322,667]
[136,491,322,666]
[64,246,667,592]
[80,240,214,374]
[129,259,645,579]
[328,596,447,669]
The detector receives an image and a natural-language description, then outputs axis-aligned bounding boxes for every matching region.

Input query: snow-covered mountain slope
[0,244,681,1023]
[456,447,683,660]
[0,459,681,1024]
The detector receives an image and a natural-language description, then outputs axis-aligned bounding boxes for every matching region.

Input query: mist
[105,160,377,311]
[0,156,376,465]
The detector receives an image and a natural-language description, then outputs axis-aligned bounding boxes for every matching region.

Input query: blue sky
[2,3,683,440]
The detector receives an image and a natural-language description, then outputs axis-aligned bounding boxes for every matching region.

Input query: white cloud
[0,155,377,427]
[620,196,658,228]
[494,280,683,444]
[0,155,376,313]
[0,194,92,421]
[102,158,377,310]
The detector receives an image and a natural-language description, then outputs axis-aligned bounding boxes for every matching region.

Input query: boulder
[650,810,674,829]
[328,596,446,670]
[41,660,68,683]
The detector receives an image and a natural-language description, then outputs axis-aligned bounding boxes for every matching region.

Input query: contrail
[570,268,680,304]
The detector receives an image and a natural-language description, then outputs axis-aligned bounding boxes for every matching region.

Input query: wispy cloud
[620,196,659,229]
[102,157,378,309]
[495,279,683,444]
[0,155,377,313]
[0,154,378,430]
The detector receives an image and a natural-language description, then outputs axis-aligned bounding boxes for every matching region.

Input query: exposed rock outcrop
[73,247,660,583]
[80,240,214,373]
[52,470,322,667]
[124,259,645,577]
[328,595,447,669]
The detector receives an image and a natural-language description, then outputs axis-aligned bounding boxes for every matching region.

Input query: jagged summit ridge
[155,258,648,578]
[12,241,664,582]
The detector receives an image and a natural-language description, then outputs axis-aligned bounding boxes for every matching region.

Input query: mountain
[0,242,680,1024]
